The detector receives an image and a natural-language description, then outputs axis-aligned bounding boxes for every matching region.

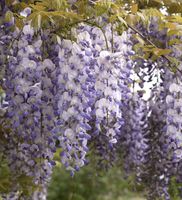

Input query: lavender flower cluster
[1,20,135,199]
[53,24,134,172]
[4,25,54,184]
[1,9,182,200]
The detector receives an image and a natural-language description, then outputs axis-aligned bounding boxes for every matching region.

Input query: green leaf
[5,11,14,22]
[117,16,128,27]
[167,29,182,36]
[166,16,182,24]
[5,0,14,7]
[153,48,172,56]
[134,34,145,45]
[153,0,163,3]
[167,2,182,14]
[131,4,138,14]
[29,3,46,11]
[166,56,180,67]
[15,17,24,29]
[41,0,69,11]
[136,12,146,21]
[169,38,181,46]
[125,14,139,26]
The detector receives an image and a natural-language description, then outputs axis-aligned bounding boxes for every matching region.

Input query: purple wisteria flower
[3,25,55,187]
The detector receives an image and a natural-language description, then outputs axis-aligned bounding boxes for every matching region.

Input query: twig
[8,28,23,50]
[86,21,109,51]
[111,23,114,53]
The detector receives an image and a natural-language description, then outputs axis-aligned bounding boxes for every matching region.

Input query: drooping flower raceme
[53,38,93,174]
[2,22,135,192]
[3,25,56,187]
[50,24,134,172]
[143,62,182,200]
[121,95,149,182]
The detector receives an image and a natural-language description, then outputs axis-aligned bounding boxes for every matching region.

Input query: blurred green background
[47,164,145,200]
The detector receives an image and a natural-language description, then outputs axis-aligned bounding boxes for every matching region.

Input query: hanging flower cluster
[51,24,135,172]
[3,25,55,188]
[121,95,149,182]
[2,21,134,198]
[1,6,182,200]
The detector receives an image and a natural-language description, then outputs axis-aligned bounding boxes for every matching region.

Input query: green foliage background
[47,165,145,200]
[47,165,182,200]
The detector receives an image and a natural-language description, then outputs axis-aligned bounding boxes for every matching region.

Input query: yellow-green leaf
[30,3,46,11]
[153,48,172,56]
[134,34,145,45]
[117,16,128,27]
[131,4,138,14]
[165,22,176,30]
[5,11,13,22]
[169,39,181,46]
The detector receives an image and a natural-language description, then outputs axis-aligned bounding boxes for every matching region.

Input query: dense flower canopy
[0,0,182,200]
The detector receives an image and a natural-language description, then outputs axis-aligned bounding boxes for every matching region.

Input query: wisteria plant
[0,0,182,199]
